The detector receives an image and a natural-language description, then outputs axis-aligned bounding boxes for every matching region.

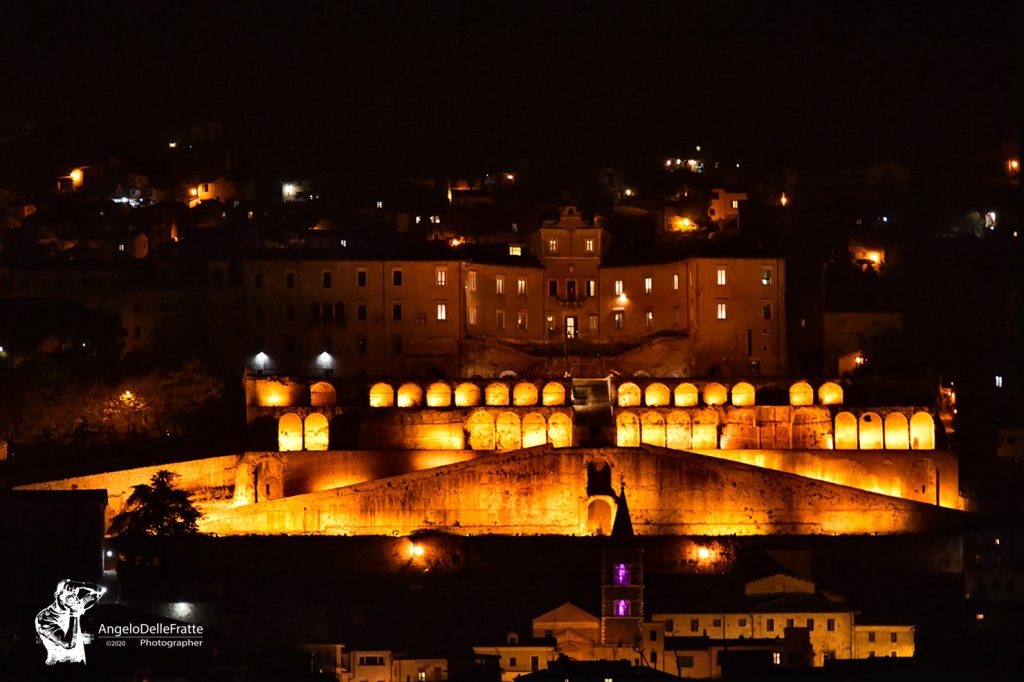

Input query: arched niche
[465,409,495,450]
[548,413,573,448]
[454,382,481,407]
[835,412,858,449]
[616,412,640,447]
[818,382,844,406]
[522,412,547,448]
[485,382,510,406]
[513,382,539,406]
[542,382,566,406]
[674,383,699,407]
[789,381,814,406]
[426,382,452,408]
[884,413,910,450]
[310,382,336,407]
[731,382,755,407]
[666,411,692,450]
[703,383,728,406]
[304,413,329,451]
[586,497,615,536]
[495,412,522,450]
[369,382,394,408]
[645,383,670,407]
[278,413,303,452]
[859,412,883,449]
[641,411,667,447]
[910,412,936,450]
[397,383,423,408]
[618,382,641,407]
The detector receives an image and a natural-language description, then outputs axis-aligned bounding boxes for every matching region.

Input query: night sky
[0,1,1019,172]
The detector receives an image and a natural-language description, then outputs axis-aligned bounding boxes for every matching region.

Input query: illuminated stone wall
[200,446,961,536]
[358,407,576,450]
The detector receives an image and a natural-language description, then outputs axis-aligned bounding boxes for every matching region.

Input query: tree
[109,470,201,543]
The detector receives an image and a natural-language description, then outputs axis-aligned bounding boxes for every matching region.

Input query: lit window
[517,311,528,330]
[645,310,654,328]
[496,276,505,294]
[436,268,447,287]
[548,239,558,253]
[996,375,1004,388]
[517,278,527,296]
[717,303,727,320]
[761,268,772,285]
[496,310,506,329]
[614,280,623,296]
[644,276,653,294]
[415,216,422,224]
[118,243,125,252]
[772,653,781,665]
[586,279,596,297]
[546,314,556,331]
[588,314,599,331]
[376,200,383,209]
[716,267,726,286]
[436,303,447,321]
[468,306,478,325]
[614,599,630,616]
[509,245,522,256]
[468,271,477,292]
[614,563,630,585]
[585,239,595,253]
[613,311,624,329]
[673,273,679,290]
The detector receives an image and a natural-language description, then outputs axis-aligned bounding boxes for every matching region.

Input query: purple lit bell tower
[600,483,642,646]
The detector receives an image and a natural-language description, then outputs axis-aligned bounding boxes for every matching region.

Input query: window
[118,243,126,252]
[890,632,898,643]
[392,269,403,286]
[548,238,558,254]
[613,311,624,329]
[322,303,333,323]
[827,619,835,632]
[763,303,773,320]
[679,656,694,669]
[731,199,740,209]
[690,618,699,632]
[588,314,599,331]
[586,279,596,297]
[357,270,367,287]
[807,618,814,630]
[673,306,680,325]
[517,311,528,330]
[359,656,385,666]
[418,673,426,681]
[645,309,654,328]
[649,629,657,642]
[286,305,294,321]
[712,619,722,627]
[546,314,556,331]
[437,303,447,321]
[508,657,517,668]
[614,280,623,296]
[357,335,367,354]
[673,273,679,290]
[585,238,595,253]
[496,310,506,330]
[496,276,505,295]
[772,652,781,665]
[868,632,876,643]
[644,276,653,294]
[517,278,527,296]
[549,280,558,297]
[393,335,403,355]
[650,651,657,664]
[508,245,522,256]
[716,267,726,286]
[254,272,263,289]
[761,268,772,285]
[286,272,295,289]
[766,618,775,632]
[738,618,747,627]
[531,656,539,672]
[357,304,367,321]
[323,272,332,288]
[468,271,477,292]
[393,304,403,321]
[436,268,447,287]
[717,302,727,320]
[468,306,478,325]
[376,200,383,208]
[786,618,794,629]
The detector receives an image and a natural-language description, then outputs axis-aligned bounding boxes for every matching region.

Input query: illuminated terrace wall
[359,407,576,450]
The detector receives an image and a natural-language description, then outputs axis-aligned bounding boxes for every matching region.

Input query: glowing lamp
[317,351,333,368]
[69,168,83,185]
[411,543,425,558]
[189,188,198,197]
[168,141,177,149]
[0,345,4,352]
[780,192,789,207]
[697,546,711,561]
[617,293,628,304]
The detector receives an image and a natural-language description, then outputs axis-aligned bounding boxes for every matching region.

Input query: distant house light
[168,141,177,149]
[995,375,1004,388]
[509,245,522,256]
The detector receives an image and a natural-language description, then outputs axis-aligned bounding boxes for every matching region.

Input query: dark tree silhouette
[109,470,201,541]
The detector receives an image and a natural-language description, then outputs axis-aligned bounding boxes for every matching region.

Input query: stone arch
[465,409,495,450]
[369,382,394,408]
[548,412,573,448]
[818,382,844,406]
[310,381,336,407]
[397,383,423,407]
[454,382,481,407]
[618,382,641,407]
[645,383,671,407]
[884,413,910,450]
[495,412,522,450]
[910,412,936,450]
[641,411,667,447]
[304,413,329,451]
[835,411,858,450]
[859,412,883,449]
[674,382,699,407]
[278,413,303,451]
[586,497,615,535]
[485,382,510,406]
[616,412,640,447]
[731,381,756,407]
[703,382,728,406]
[522,412,547,448]
[789,381,814,406]
[666,411,692,450]
[586,459,614,496]
[426,382,452,408]
[513,381,539,406]
[542,382,567,406]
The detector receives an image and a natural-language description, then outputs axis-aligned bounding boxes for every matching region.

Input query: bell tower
[600,484,642,646]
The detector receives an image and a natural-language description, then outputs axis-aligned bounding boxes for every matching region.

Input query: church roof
[534,602,599,626]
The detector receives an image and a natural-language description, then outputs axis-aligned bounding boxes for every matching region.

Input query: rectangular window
[644,276,653,294]
[549,280,558,297]
[716,267,726,286]
[761,268,772,285]
[546,314,556,331]
[436,303,447,321]
[690,619,699,632]
[548,238,558,254]
[286,272,295,289]
[738,618,747,627]
[508,245,522,256]
[509,657,517,668]
[323,271,332,288]
[772,652,781,665]
[588,314,599,331]
[357,335,367,354]
[586,279,596,297]
[614,279,623,296]
[530,656,539,672]
[673,273,679,290]
[890,632,898,643]
[786,618,794,629]
[517,278,527,296]
[357,304,367,321]
[357,270,367,287]
[712,619,722,627]
[613,311,624,329]
[763,303,773,320]
[649,629,657,642]
[731,199,740,209]
[517,311,528,330]
[393,304,403,321]
[468,271,477,292]
[585,238,595,253]
[680,656,694,669]
[766,618,775,632]
[468,306,478,325]
[827,619,835,632]
[435,268,447,287]
[807,618,814,630]
[717,302,727,320]
[645,309,654,328]
[496,310,506,330]
[496,276,505,295]
[254,272,263,289]
[392,269,403,286]
[868,632,876,643]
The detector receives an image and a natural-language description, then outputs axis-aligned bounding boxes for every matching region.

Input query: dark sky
[0,1,1018,170]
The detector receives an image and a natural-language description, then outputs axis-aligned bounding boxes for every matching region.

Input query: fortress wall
[277,449,479,496]
[358,407,575,450]
[201,446,961,537]
[358,410,468,449]
[688,449,962,509]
